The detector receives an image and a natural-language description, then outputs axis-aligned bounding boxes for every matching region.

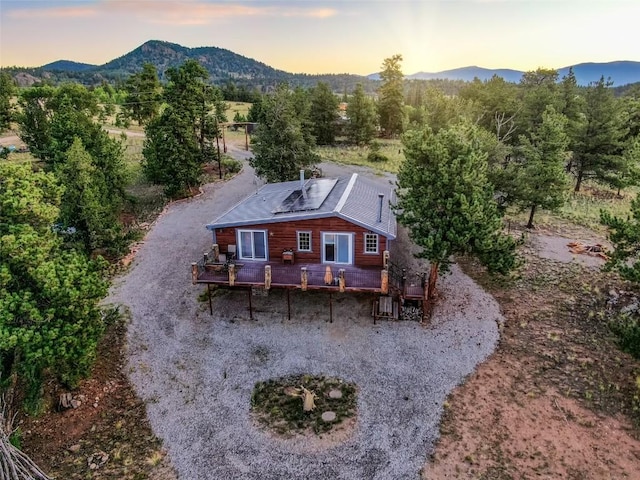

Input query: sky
[1,0,639,76]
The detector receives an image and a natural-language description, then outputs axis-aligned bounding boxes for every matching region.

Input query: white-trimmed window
[364,233,379,254]
[237,229,268,260]
[322,232,353,264]
[297,231,312,252]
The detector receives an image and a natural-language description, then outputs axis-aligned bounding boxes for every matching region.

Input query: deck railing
[191,246,425,298]
[192,259,386,292]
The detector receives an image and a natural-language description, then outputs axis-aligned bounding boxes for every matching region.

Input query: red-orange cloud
[7,0,338,25]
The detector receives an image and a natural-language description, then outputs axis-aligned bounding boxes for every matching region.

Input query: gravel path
[106,147,503,480]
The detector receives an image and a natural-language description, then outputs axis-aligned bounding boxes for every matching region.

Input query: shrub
[367,141,389,163]
[221,157,242,175]
[609,313,640,359]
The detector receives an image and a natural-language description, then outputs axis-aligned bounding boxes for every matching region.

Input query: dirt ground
[423,224,640,479]
[18,315,177,480]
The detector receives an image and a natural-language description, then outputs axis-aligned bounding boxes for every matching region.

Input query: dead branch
[0,397,51,480]
[494,111,517,143]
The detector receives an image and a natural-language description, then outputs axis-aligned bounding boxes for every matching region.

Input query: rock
[328,389,343,399]
[321,411,336,422]
[78,394,87,402]
[68,444,81,453]
[70,399,82,409]
[87,451,109,470]
[59,392,72,409]
[621,302,639,314]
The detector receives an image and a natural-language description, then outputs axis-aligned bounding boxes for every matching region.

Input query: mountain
[40,60,97,72]
[371,61,640,86]
[7,40,640,89]
[98,40,288,81]
[404,66,524,83]
[557,61,640,87]
[20,40,372,92]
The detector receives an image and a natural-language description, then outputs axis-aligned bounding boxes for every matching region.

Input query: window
[237,230,268,260]
[364,233,379,254]
[297,231,311,252]
[322,232,353,264]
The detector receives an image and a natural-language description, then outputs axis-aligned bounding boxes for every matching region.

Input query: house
[191,171,423,320]
[206,171,396,266]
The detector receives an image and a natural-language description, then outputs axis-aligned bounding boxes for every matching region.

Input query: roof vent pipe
[377,193,384,223]
[300,170,307,199]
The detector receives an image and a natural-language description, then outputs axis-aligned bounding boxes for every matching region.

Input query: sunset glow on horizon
[1,0,639,75]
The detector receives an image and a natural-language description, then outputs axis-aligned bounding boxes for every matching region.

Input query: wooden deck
[191,256,427,321]
[194,261,384,292]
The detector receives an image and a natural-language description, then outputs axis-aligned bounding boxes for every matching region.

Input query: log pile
[0,399,51,480]
[567,241,609,260]
[400,304,423,322]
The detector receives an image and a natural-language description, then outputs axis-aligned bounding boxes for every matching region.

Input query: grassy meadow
[316,139,405,174]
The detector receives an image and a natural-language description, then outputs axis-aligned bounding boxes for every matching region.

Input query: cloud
[6,0,338,25]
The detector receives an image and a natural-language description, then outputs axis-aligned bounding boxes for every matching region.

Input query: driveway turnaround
[107,151,502,479]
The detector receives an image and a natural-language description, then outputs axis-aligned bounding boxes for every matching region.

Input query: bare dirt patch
[17,313,177,479]
[423,224,640,479]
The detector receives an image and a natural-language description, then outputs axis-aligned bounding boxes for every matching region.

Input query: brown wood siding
[212,217,386,267]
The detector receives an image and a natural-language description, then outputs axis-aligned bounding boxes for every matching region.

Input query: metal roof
[206,173,397,239]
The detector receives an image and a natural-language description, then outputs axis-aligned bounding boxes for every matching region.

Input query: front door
[322,233,353,264]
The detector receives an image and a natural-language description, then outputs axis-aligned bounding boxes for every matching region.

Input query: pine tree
[377,54,405,137]
[122,63,161,125]
[143,60,226,196]
[56,138,122,252]
[396,123,517,315]
[309,82,339,145]
[0,71,15,133]
[0,163,108,410]
[507,107,570,228]
[346,83,377,145]
[573,77,628,191]
[17,84,127,253]
[602,195,640,283]
[250,84,319,183]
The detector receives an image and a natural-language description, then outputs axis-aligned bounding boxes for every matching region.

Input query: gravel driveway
[107,147,503,479]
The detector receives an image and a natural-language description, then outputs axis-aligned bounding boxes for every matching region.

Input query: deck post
[191,262,198,285]
[264,265,271,290]
[338,269,345,293]
[212,244,219,262]
[228,264,236,286]
[301,267,308,291]
[208,284,213,315]
[380,269,389,294]
[203,252,209,265]
[329,291,333,323]
[383,250,390,269]
[248,288,253,321]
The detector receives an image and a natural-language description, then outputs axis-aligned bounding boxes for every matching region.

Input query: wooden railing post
[381,269,389,295]
[265,265,271,290]
[212,244,219,262]
[203,252,209,264]
[338,269,345,293]
[228,264,236,286]
[301,267,308,291]
[191,262,199,285]
[383,250,390,269]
